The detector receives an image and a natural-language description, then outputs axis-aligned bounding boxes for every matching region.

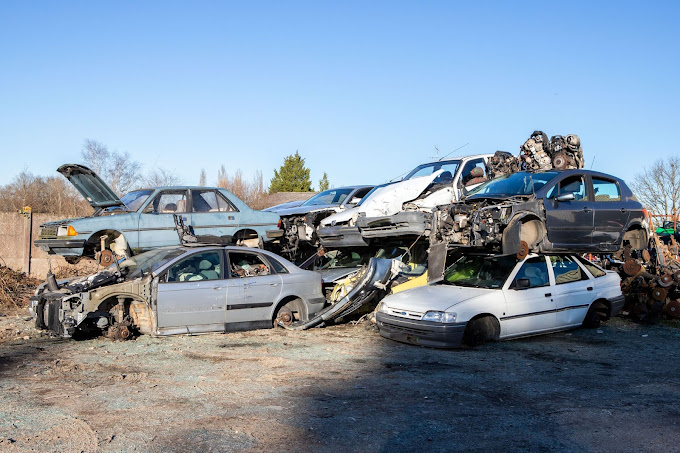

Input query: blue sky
[1,1,678,191]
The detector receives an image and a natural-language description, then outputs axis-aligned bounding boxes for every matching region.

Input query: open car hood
[58,164,125,209]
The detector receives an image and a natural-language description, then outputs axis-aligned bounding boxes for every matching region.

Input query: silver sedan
[31,246,326,339]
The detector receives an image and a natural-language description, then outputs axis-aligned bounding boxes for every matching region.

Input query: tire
[463,316,498,347]
[273,298,305,327]
[582,302,607,328]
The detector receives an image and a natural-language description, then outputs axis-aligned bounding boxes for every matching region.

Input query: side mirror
[556,193,575,202]
[515,278,530,289]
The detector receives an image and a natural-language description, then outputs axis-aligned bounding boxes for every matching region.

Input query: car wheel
[463,316,498,347]
[582,301,607,328]
[274,298,305,327]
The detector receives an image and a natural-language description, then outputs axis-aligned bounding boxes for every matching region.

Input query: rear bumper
[609,295,625,317]
[266,229,284,239]
[376,312,467,348]
[318,225,368,248]
[34,239,87,256]
[357,212,430,239]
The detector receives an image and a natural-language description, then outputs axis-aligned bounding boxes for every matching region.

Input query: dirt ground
[0,307,679,453]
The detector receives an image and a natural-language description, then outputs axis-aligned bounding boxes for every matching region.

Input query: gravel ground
[0,310,679,452]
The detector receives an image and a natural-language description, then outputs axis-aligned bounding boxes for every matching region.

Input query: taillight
[278,219,282,229]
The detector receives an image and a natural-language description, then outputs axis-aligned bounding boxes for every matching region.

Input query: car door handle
[587,287,593,291]
[582,207,592,213]
[212,286,224,290]
[544,293,552,297]
[269,283,279,287]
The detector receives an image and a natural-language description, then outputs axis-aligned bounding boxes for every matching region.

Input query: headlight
[377,301,389,314]
[422,311,457,323]
[59,225,78,236]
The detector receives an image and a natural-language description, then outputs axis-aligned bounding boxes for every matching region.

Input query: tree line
[0,140,331,216]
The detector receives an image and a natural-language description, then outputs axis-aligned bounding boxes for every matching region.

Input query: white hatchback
[376,254,624,348]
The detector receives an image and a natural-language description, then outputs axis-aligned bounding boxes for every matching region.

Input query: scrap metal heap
[615,236,680,323]
[486,131,584,179]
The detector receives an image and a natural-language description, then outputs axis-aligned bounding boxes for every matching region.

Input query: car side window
[460,158,487,187]
[165,250,223,282]
[192,190,236,213]
[229,252,271,277]
[546,175,588,201]
[550,255,589,284]
[217,191,238,212]
[575,256,606,278]
[592,178,621,202]
[144,190,189,213]
[348,187,373,205]
[512,257,550,288]
[267,256,289,274]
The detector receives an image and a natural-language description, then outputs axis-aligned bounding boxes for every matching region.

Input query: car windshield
[467,171,559,198]
[302,188,354,206]
[120,190,153,211]
[404,160,460,180]
[119,247,187,279]
[442,255,517,289]
[318,246,408,270]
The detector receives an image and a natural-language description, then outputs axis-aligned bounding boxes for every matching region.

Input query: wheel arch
[622,222,648,250]
[464,313,500,340]
[271,295,308,323]
[85,229,131,257]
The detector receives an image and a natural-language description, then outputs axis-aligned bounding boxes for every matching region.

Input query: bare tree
[81,139,141,195]
[199,168,207,186]
[0,169,90,216]
[140,167,182,188]
[215,166,268,209]
[630,156,680,217]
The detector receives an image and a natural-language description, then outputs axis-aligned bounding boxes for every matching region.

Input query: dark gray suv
[430,169,648,258]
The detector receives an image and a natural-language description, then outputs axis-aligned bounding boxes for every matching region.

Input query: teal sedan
[35,164,280,263]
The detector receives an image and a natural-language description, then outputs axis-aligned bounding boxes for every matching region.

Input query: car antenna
[590,156,596,169]
[438,142,470,161]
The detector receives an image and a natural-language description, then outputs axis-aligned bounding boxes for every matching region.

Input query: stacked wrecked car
[30,131,651,347]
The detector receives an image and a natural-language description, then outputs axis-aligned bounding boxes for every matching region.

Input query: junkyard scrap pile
[618,236,680,322]
[0,266,40,309]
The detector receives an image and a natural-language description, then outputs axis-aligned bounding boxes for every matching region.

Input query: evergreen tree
[269,151,312,193]
[318,172,330,191]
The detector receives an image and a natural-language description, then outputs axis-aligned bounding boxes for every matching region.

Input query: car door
[138,190,190,249]
[155,249,227,333]
[225,251,283,329]
[549,255,595,327]
[590,176,630,250]
[189,189,241,239]
[542,173,594,247]
[500,256,556,337]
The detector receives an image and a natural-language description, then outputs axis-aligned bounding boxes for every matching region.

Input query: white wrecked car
[317,154,492,247]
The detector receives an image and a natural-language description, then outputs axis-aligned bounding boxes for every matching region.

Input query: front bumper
[317,225,368,248]
[34,239,87,256]
[376,312,468,348]
[357,211,430,239]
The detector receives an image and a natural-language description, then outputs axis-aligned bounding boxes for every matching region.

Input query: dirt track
[0,310,679,452]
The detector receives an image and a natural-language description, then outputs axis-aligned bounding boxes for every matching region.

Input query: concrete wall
[0,212,72,277]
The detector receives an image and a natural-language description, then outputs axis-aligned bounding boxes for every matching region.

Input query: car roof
[415,153,494,167]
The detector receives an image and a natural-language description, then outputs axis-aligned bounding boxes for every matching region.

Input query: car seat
[199,259,219,280]
[162,202,177,213]
[465,167,487,186]
[518,265,547,287]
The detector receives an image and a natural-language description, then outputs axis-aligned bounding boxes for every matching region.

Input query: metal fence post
[22,207,32,275]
